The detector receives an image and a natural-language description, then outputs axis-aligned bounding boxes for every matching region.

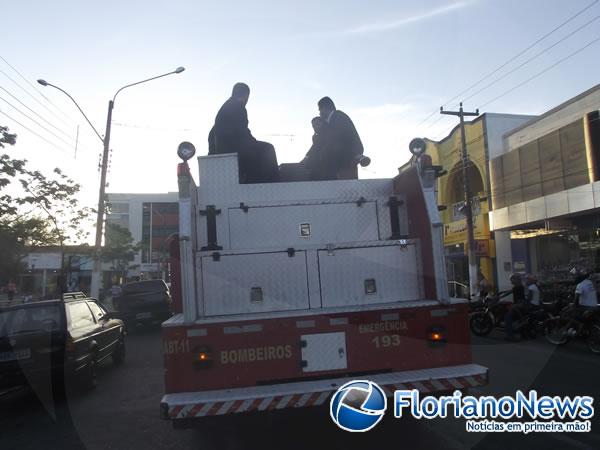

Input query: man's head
[231,82,250,105]
[311,116,324,134]
[510,273,522,286]
[318,96,336,119]
[525,274,537,286]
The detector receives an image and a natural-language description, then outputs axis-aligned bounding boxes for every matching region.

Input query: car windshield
[0,304,63,337]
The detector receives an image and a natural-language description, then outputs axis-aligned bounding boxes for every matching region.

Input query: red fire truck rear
[160,140,488,426]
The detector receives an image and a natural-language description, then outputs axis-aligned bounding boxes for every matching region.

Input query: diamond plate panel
[196,154,394,204]
[318,243,421,307]
[228,202,379,250]
[194,154,409,251]
[202,251,309,316]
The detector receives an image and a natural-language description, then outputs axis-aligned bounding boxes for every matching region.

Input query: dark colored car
[113,280,172,327]
[0,293,125,396]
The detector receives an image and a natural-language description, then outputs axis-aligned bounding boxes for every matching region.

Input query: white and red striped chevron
[162,364,488,420]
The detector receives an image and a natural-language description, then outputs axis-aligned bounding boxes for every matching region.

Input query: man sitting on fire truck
[208,82,279,183]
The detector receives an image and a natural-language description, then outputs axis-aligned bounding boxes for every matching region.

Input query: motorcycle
[544,303,600,353]
[470,295,560,338]
[469,295,512,336]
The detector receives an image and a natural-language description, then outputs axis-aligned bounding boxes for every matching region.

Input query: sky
[1,0,600,222]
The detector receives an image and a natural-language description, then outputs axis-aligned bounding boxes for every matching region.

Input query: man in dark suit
[208,83,279,183]
[316,96,364,180]
[300,116,335,180]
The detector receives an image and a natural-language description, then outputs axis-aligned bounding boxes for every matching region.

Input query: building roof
[503,83,600,138]
[428,112,536,145]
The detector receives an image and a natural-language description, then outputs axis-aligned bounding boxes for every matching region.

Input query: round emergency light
[177,141,196,161]
[409,138,427,157]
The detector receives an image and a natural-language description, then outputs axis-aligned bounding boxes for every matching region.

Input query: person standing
[7,280,17,303]
[208,82,279,183]
[317,96,364,180]
[503,274,526,341]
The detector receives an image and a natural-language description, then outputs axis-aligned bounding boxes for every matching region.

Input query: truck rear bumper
[160,363,488,420]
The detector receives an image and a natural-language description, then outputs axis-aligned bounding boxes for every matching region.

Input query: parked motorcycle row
[469,291,600,354]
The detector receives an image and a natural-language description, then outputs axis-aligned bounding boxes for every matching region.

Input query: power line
[0,95,77,150]
[0,109,71,154]
[479,35,600,109]
[0,67,74,130]
[463,14,600,103]
[0,54,77,124]
[0,86,76,142]
[443,0,599,108]
[416,0,599,128]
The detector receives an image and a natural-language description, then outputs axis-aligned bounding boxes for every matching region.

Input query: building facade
[489,84,600,289]
[105,192,178,280]
[424,113,534,291]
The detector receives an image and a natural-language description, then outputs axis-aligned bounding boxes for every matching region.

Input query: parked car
[112,280,172,327]
[0,292,126,396]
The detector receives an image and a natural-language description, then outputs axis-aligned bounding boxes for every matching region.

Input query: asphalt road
[2,326,600,450]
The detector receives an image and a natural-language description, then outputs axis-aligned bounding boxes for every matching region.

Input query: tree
[103,223,140,283]
[0,125,93,291]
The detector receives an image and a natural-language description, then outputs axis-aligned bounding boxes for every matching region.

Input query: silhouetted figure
[300,117,336,180]
[208,83,279,183]
[317,96,364,180]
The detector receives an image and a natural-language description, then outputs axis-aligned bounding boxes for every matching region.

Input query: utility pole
[440,102,480,299]
[38,66,185,300]
[89,100,114,300]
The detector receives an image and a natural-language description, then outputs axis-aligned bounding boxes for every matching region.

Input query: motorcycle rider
[570,268,599,332]
[503,273,527,341]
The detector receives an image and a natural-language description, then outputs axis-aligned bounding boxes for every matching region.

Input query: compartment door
[228,202,379,250]
[202,251,309,316]
[301,332,347,373]
[318,243,421,308]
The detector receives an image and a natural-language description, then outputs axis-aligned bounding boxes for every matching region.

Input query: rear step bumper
[160,363,488,420]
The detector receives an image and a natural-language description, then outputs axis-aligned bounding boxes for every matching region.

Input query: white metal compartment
[318,243,421,307]
[228,202,379,250]
[301,332,347,372]
[201,251,309,316]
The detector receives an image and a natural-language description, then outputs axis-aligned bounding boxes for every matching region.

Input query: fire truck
[160,140,488,426]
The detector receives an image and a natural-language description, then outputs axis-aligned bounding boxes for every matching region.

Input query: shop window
[539,130,565,196]
[519,140,542,202]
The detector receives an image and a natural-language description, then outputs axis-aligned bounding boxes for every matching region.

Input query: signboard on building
[444,214,490,245]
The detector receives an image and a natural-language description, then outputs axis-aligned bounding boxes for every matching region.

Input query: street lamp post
[38,66,185,298]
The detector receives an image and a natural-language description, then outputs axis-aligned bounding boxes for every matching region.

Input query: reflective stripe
[276,395,294,409]
[216,401,235,415]
[257,397,273,411]
[314,391,330,405]
[465,376,478,387]
[412,382,428,392]
[431,379,447,391]
[296,393,313,408]
[236,398,254,413]
[448,378,464,389]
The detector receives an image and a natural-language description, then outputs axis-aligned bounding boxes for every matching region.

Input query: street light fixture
[38,66,185,299]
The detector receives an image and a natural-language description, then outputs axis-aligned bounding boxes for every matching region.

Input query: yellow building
[422,113,534,291]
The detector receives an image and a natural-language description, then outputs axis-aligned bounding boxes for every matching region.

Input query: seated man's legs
[242,141,279,183]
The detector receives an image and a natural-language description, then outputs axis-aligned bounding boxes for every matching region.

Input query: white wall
[105,192,178,271]
[504,85,600,151]
[494,231,514,290]
[485,113,537,160]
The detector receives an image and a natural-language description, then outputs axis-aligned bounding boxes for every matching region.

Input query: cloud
[344,1,468,35]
